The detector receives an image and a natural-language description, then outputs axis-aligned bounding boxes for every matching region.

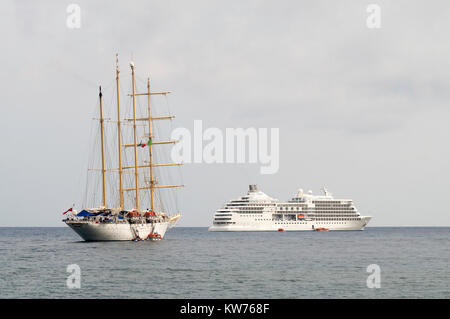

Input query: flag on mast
[138,137,152,148]
[62,206,74,215]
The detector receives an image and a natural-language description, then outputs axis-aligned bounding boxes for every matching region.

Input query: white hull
[66,221,170,241]
[209,217,371,232]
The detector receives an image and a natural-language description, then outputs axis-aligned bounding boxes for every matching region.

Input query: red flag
[62,207,73,215]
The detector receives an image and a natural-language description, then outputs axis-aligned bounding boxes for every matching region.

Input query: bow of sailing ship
[63,56,183,241]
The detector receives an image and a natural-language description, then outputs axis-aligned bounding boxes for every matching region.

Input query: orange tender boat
[126,211,140,218]
[314,227,329,231]
[147,233,162,240]
[144,211,156,217]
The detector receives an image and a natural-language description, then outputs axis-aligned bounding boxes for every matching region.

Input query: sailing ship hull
[66,221,170,241]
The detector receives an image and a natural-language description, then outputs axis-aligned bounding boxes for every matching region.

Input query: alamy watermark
[366,4,381,29]
[170,120,279,174]
[66,4,81,29]
[66,264,81,289]
[366,264,381,288]
[65,4,381,30]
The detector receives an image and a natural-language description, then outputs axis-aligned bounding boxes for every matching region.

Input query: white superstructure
[208,185,371,231]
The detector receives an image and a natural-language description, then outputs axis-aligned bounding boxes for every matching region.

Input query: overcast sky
[1,0,449,227]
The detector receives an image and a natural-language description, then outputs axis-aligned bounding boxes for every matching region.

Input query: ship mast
[116,53,124,210]
[116,54,124,210]
[147,77,155,211]
[98,86,107,208]
[130,62,140,212]
[122,61,184,213]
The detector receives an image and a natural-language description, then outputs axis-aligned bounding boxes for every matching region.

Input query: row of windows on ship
[228,201,351,206]
[215,214,360,220]
[226,203,275,207]
[289,199,352,204]
[213,218,360,225]
[223,208,357,214]
[214,216,361,221]
[225,206,354,210]
[217,212,358,216]
[277,207,355,211]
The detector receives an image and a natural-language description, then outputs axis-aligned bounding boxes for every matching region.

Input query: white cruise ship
[208,185,371,231]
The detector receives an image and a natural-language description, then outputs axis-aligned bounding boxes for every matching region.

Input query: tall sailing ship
[63,56,183,241]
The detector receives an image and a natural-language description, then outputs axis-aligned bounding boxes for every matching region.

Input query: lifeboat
[314,227,329,232]
[277,228,284,232]
[126,211,140,218]
[297,214,305,219]
[147,233,162,241]
[144,211,156,217]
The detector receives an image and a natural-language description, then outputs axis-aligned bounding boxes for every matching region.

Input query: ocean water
[0,227,448,299]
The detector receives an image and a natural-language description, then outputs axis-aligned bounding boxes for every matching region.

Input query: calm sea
[0,227,448,298]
